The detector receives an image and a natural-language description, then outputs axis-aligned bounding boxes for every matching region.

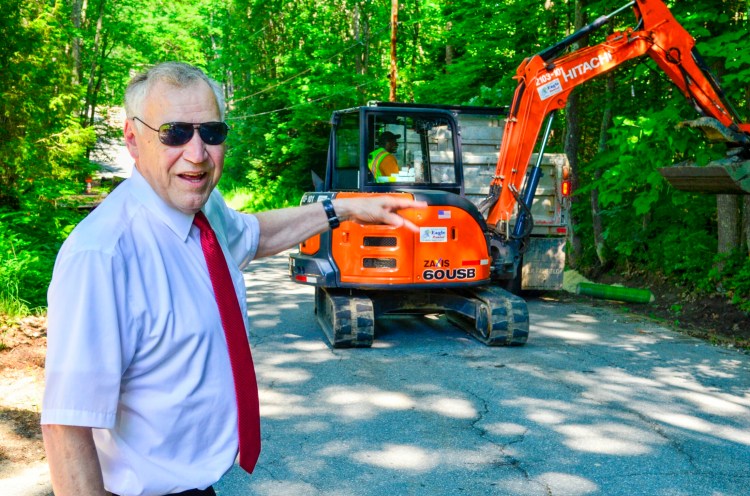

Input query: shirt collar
[130,166,196,242]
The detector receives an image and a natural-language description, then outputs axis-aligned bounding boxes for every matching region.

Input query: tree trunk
[408,0,422,102]
[84,0,106,128]
[445,22,453,67]
[563,0,586,268]
[353,4,362,75]
[361,11,369,76]
[717,194,741,255]
[389,0,398,102]
[591,72,615,268]
[70,0,85,85]
[445,45,454,66]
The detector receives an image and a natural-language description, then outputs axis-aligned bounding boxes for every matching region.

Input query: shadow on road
[220,252,750,496]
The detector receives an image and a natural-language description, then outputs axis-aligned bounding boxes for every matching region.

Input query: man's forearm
[254,202,329,258]
[254,196,426,259]
[42,424,107,496]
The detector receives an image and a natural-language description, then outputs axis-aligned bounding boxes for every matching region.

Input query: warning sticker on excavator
[537,78,563,101]
[420,227,448,243]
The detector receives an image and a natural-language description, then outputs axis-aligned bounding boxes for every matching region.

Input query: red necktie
[193,211,261,473]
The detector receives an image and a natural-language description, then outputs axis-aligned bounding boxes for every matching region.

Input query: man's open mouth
[179,172,207,182]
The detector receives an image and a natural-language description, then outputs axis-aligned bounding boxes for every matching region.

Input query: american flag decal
[437,209,451,219]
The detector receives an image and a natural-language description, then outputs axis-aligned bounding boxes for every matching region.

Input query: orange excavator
[290,0,750,348]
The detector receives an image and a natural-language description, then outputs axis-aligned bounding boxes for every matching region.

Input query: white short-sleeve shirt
[42,167,260,496]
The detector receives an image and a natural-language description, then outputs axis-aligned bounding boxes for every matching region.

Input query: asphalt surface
[213,252,750,496]
[12,251,748,496]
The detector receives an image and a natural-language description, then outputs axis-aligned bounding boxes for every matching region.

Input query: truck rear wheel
[315,287,375,348]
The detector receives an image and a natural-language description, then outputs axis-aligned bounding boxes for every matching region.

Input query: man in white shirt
[41,61,424,496]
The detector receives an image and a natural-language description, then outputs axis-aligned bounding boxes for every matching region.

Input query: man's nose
[183,129,207,163]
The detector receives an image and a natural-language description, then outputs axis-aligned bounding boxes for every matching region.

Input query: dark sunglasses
[133,117,229,146]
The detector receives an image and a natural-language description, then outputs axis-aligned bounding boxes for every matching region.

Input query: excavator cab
[327,105,463,195]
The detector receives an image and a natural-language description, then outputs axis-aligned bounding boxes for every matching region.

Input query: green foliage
[2,0,749,314]
[72,0,225,122]
[573,94,725,283]
[220,173,305,212]
[221,0,391,195]
[0,190,84,309]
[0,273,30,319]
[0,1,93,205]
[0,0,94,311]
[705,251,750,313]
[568,0,749,293]
[412,0,568,106]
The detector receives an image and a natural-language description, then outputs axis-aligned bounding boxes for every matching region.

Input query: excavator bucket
[659,159,750,195]
[660,117,750,195]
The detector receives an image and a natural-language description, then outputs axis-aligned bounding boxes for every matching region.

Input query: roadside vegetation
[1,0,749,329]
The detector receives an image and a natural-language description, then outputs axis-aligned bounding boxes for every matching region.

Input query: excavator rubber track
[444,286,529,346]
[315,287,375,348]
[314,285,529,348]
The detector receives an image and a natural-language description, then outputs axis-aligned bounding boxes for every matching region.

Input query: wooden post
[389,0,398,102]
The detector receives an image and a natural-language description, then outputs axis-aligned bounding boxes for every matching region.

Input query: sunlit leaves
[2,0,749,307]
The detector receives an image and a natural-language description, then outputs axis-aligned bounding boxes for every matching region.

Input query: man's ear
[124,119,139,161]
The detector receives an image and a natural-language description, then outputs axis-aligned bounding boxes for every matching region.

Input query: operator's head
[123,62,228,215]
[379,131,400,153]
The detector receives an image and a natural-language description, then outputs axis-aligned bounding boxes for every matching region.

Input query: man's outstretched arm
[254,196,426,259]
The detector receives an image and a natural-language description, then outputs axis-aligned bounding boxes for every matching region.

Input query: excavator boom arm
[486,0,750,229]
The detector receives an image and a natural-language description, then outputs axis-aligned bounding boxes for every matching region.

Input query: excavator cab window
[366,113,457,186]
[332,111,361,190]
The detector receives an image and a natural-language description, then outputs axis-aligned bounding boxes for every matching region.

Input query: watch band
[321,199,340,229]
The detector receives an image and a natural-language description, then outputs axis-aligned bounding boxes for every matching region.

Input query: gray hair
[124,62,226,121]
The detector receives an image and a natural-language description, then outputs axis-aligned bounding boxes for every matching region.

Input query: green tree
[1,0,748,311]
[573,0,748,287]
[221,0,400,207]
[0,0,96,309]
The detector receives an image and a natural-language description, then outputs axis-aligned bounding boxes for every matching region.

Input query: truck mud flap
[445,286,529,346]
[315,287,375,348]
[522,237,566,291]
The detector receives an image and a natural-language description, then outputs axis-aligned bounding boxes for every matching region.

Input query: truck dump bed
[456,113,569,236]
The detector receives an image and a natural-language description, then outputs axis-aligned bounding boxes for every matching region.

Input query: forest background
[1,0,749,327]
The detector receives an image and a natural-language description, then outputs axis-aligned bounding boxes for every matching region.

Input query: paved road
[215,252,750,496]
[11,252,749,496]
